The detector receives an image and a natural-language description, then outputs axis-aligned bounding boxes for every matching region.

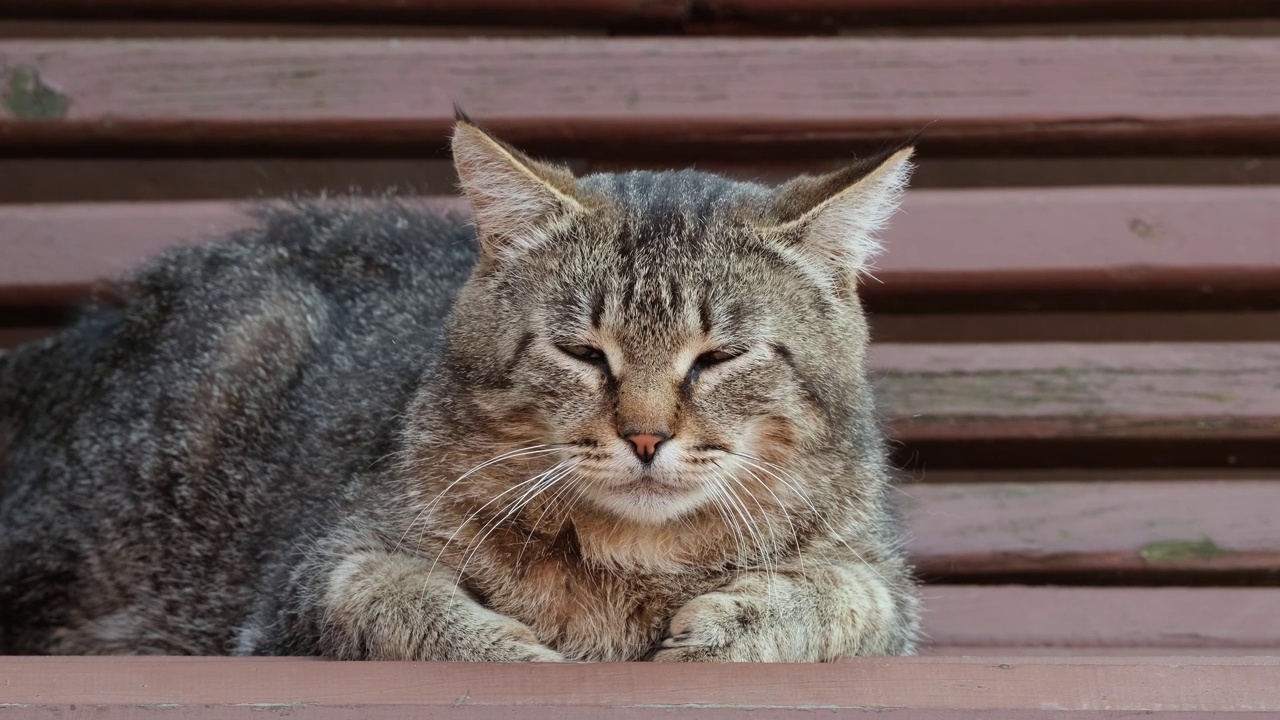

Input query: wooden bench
[3,1,1280,715]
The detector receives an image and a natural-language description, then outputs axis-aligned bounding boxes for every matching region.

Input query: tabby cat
[0,118,919,662]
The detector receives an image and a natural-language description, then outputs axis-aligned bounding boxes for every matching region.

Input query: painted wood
[0,199,457,305]
[8,0,1274,26]
[701,0,1280,25]
[1,0,690,26]
[2,38,1279,154]
[3,187,1277,307]
[907,481,1280,579]
[0,656,1277,717]
[922,586,1280,648]
[874,342,1280,441]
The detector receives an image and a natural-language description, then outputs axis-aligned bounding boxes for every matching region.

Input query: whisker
[734,463,807,579]
[710,466,763,572]
[713,462,778,579]
[702,479,743,567]
[393,444,562,554]
[447,461,580,605]
[514,472,572,568]
[424,460,567,584]
[730,452,912,594]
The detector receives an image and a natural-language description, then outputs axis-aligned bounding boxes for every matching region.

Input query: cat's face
[443,121,911,526]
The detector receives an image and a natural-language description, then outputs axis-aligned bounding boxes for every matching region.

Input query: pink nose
[625,433,668,463]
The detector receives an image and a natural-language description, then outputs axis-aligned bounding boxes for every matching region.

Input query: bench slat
[908,481,1280,580]
[875,343,1280,443]
[0,656,1276,715]
[922,586,1280,648]
[1,0,691,26]
[700,0,1280,25]
[7,0,1276,25]
[3,188,1277,309]
[3,38,1279,154]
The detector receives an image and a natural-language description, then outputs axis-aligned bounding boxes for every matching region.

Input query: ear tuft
[450,119,582,264]
[453,103,475,125]
[768,145,914,288]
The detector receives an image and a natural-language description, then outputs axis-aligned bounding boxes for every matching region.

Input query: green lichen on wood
[1139,537,1232,563]
[3,66,69,120]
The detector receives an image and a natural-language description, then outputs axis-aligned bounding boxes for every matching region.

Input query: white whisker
[446,460,580,605]
[731,452,911,594]
[393,444,562,554]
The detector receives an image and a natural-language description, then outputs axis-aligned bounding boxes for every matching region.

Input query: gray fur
[0,125,919,661]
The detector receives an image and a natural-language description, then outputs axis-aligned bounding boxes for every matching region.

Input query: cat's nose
[624,432,669,464]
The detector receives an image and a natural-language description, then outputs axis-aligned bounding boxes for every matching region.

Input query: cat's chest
[483,557,724,661]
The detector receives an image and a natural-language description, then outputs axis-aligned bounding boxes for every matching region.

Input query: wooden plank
[0,0,690,27]
[2,38,1279,156]
[0,656,1277,717]
[872,313,1280,343]
[3,187,1278,309]
[0,199,459,305]
[874,343,1280,443]
[0,20,611,39]
[5,0,1274,26]
[701,0,1280,27]
[876,186,1280,310]
[907,481,1280,580]
[923,646,1280,656]
[921,586,1280,648]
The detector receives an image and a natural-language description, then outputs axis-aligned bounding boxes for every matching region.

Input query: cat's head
[439,118,911,528]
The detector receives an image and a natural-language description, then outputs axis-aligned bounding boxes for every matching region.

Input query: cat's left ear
[764,145,914,291]
[451,114,583,264]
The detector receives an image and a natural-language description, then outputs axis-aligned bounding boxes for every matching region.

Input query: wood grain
[7,0,1275,26]
[908,481,1280,579]
[922,586,1280,648]
[2,38,1279,155]
[0,0,690,27]
[873,343,1280,444]
[3,187,1277,309]
[0,656,1276,717]
[700,0,1280,26]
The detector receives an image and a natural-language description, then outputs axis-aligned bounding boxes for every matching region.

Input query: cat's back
[0,199,476,654]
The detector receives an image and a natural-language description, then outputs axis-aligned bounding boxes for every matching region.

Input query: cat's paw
[650,591,783,663]
[468,615,566,663]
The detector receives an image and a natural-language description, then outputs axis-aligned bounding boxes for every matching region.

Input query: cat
[0,117,919,662]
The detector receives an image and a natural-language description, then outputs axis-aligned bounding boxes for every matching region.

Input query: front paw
[468,613,566,663]
[650,591,783,663]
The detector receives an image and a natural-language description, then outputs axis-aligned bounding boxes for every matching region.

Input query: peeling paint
[2,66,69,120]
[245,703,304,713]
[1139,537,1233,563]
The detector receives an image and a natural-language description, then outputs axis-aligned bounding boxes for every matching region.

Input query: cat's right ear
[451,117,583,264]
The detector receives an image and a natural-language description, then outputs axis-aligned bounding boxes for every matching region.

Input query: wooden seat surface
[3,37,1280,155]
[1,0,1277,714]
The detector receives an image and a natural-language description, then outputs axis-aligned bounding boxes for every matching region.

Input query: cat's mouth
[616,474,684,496]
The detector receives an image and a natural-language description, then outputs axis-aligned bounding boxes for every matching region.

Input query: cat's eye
[687,349,742,382]
[559,344,607,364]
[695,349,739,368]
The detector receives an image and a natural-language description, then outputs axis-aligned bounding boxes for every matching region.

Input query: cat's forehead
[578,169,770,229]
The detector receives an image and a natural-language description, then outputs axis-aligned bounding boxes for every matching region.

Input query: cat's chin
[588,476,710,526]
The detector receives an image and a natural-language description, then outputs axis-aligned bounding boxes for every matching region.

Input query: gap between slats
[5,0,1278,29]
